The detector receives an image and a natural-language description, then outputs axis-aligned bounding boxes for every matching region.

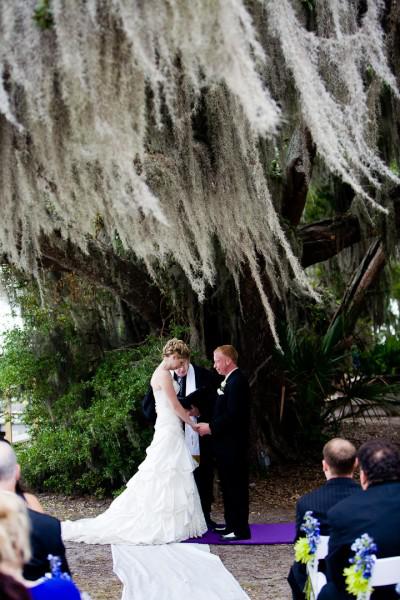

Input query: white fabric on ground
[112,543,250,600]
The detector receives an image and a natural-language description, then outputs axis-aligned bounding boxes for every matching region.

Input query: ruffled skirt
[62,420,207,545]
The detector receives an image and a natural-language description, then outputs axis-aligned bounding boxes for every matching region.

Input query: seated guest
[288,438,359,600]
[0,433,44,512]
[319,438,400,600]
[0,441,71,580]
[0,490,81,599]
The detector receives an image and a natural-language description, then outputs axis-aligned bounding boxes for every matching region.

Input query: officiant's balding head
[322,438,357,479]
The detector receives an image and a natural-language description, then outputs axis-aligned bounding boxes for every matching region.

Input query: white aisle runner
[112,543,250,600]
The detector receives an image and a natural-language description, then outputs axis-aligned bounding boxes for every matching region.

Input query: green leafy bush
[359,336,400,377]
[273,319,400,451]
[18,342,165,496]
[0,327,167,495]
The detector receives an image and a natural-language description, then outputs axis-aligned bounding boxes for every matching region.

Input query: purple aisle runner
[184,522,295,545]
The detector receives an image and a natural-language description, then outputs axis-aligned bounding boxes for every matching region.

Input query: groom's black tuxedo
[210,368,250,538]
[142,363,218,522]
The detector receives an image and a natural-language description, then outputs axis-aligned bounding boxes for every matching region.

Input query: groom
[196,345,251,540]
[142,352,217,529]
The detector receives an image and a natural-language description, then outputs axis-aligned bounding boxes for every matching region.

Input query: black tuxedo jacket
[295,477,360,538]
[288,478,360,600]
[142,364,217,425]
[318,481,400,600]
[24,509,70,581]
[210,368,250,462]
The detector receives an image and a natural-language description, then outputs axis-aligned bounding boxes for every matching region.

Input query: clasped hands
[185,407,211,435]
[193,422,211,436]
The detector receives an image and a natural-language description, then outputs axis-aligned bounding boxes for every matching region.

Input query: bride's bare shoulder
[150,365,169,390]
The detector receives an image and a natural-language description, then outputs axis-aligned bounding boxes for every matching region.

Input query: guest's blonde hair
[0,491,31,567]
[162,338,190,359]
[214,345,238,363]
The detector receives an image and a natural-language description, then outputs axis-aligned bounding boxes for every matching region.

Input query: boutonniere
[217,380,227,395]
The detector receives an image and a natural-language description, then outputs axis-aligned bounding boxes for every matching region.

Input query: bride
[62,338,207,545]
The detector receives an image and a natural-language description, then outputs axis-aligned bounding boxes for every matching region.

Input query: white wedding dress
[62,379,250,599]
[62,382,207,544]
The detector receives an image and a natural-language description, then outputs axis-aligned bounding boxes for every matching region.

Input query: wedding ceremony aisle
[53,484,295,599]
[48,418,400,600]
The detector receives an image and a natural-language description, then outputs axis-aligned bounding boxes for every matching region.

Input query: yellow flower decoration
[294,537,313,564]
[344,565,374,597]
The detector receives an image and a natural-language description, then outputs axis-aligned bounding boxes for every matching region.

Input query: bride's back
[153,383,181,430]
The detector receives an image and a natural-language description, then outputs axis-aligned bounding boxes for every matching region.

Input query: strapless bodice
[153,383,182,431]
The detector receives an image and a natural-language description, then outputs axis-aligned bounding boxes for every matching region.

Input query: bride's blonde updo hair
[162,338,190,359]
[0,491,31,567]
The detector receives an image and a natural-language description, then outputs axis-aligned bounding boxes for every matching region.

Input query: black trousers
[194,454,214,519]
[216,454,250,536]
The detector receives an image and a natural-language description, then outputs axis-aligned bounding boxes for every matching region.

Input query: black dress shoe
[212,523,228,532]
[206,518,218,530]
[220,531,251,541]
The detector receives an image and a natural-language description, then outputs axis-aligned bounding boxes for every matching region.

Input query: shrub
[2,333,165,495]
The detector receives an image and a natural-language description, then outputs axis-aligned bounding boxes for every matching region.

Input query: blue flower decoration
[47,554,72,581]
[343,534,377,598]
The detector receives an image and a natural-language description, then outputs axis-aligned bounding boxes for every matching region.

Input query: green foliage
[33,0,54,30]
[274,317,400,451]
[359,336,400,376]
[0,270,173,495]
[273,320,346,448]
[269,147,283,180]
[12,339,163,495]
[302,184,335,224]
[302,0,315,12]
[389,159,399,177]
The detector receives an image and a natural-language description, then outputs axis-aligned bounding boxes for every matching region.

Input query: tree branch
[299,215,365,267]
[38,235,164,331]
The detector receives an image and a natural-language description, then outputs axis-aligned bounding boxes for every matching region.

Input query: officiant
[142,355,218,529]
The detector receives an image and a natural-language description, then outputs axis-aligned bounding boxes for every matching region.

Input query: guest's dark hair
[358,439,400,485]
[323,438,357,476]
[0,573,31,600]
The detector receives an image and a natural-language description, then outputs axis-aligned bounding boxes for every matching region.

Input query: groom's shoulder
[230,368,248,383]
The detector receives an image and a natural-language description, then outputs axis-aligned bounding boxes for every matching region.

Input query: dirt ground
[38,417,400,600]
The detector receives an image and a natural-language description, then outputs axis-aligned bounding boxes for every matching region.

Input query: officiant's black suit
[287,477,360,600]
[142,363,217,522]
[210,368,250,538]
[318,481,400,600]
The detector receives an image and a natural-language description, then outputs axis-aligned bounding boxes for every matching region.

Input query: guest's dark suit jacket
[142,363,218,519]
[318,481,400,600]
[288,478,360,600]
[210,368,250,536]
[24,509,71,581]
